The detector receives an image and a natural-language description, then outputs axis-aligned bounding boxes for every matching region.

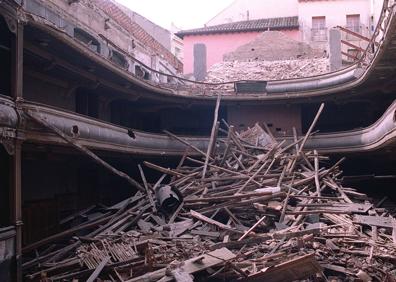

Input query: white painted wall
[299,0,371,49]
[205,0,384,58]
[372,0,385,29]
[206,0,298,26]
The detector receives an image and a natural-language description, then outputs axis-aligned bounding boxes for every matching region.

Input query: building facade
[179,0,384,76]
[177,17,300,76]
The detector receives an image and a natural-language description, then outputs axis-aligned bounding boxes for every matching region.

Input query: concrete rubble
[205,58,330,83]
[224,31,325,62]
[21,101,396,281]
[205,31,329,85]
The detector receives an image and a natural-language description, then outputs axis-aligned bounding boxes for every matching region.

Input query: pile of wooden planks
[22,102,396,281]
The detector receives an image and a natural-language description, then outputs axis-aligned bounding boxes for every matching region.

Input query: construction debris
[22,102,396,281]
[223,31,325,62]
[205,58,329,84]
[204,31,329,87]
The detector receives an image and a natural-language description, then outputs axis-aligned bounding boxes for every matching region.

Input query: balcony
[311,27,328,42]
[345,25,363,40]
[338,24,371,41]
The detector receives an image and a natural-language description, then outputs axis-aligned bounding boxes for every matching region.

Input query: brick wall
[93,0,183,73]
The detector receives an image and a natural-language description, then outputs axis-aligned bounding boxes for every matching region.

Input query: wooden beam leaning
[202,95,221,179]
[86,256,111,282]
[164,130,211,160]
[298,103,325,155]
[25,110,145,192]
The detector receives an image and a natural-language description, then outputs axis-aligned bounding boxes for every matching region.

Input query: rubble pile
[223,31,324,62]
[205,58,330,84]
[23,103,396,281]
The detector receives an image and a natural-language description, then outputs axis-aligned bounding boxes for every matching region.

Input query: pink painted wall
[183,29,300,75]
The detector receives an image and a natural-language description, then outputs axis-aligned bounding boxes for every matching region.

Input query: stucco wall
[183,30,300,75]
[207,0,298,26]
[299,0,372,51]
[116,3,172,51]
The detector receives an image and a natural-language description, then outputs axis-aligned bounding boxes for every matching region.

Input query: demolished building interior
[1,0,396,281]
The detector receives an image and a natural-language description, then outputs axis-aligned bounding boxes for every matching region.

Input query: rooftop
[175,16,299,38]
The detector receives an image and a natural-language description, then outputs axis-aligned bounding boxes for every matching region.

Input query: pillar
[193,43,207,81]
[10,22,23,282]
[329,29,342,71]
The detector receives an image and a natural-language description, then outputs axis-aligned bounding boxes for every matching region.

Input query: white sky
[114,0,235,30]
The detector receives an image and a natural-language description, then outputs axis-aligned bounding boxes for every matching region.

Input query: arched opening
[73,28,100,54]
[110,50,128,69]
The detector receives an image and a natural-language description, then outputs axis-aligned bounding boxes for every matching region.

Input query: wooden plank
[245,253,322,282]
[337,25,375,43]
[126,248,236,282]
[138,165,156,212]
[312,203,371,213]
[26,110,145,192]
[159,219,194,237]
[144,161,185,177]
[314,150,321,198]
[184,191,273,203]
[190,210,241,233]
[190,230,221,238]
[298,103,324,155]
[202,94,221,179]
[86,256,111,282]
[238,216,266,241]
[322,263,354,276]
[354,215,394,228]
[341,40,366,52]
[164,130,210,160]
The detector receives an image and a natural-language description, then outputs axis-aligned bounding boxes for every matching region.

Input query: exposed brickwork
[93,0,183,72]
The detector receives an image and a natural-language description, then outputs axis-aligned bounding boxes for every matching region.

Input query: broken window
[110,50,128,69]
[73,28,100,53]
[311,16,327,41]
[134,65,150,80]
[135,65,144,78]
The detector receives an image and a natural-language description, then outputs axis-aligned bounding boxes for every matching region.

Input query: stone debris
[205,58,330,83]
[224,31,325,62]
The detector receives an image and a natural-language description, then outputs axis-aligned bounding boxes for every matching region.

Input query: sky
[114,0,235,30]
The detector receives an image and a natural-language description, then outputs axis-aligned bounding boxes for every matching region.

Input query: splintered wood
[22,102,396,281]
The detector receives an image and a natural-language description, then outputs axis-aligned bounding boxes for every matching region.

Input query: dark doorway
[0,16,12,97]
[0,146,10,227]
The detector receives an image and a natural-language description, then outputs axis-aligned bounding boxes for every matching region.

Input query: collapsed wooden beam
[25,109,145,192]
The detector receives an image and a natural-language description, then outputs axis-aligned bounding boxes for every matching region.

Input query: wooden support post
[314,150,321,198]
[138,165,156,212]
[11,22,23,101]
[10,21,24,282]
[202,95,221,179]
[298,103,324,155]
[10,141,22,282]
[220,126,234,165]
